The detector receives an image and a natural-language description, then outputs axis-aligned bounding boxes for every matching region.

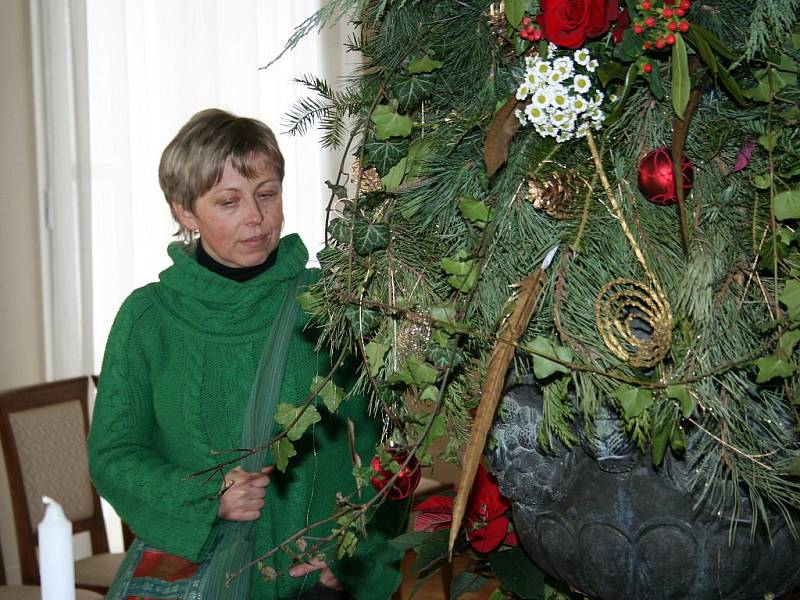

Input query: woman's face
[173,155,283,268]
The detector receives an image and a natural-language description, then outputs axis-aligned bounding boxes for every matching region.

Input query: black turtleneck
[195,239,277,282]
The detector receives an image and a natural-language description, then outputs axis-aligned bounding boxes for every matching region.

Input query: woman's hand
[289,558,344,590]
[218,465,272,521]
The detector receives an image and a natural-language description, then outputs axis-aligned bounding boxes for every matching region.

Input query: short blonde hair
[159,108,285,239]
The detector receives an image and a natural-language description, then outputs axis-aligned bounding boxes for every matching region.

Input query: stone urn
[488,381,800,600]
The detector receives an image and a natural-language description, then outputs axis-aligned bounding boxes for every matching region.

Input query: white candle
[38,496,76,600]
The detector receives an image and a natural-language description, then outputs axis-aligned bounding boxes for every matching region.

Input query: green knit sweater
[88,234,405,599]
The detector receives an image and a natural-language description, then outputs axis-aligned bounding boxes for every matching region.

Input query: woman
[88,109,404,599]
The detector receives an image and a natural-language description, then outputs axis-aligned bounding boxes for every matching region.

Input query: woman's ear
[170,201,197,231]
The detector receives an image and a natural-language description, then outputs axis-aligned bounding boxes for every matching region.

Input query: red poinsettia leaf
[467,464,510,521]
[414,494,454,514]
[414,511,454,532]
[503,529,519,546]
[467,515,509,553]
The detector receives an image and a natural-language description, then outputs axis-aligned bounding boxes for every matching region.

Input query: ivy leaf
[271,437,297,472]
[407,55,443,74]
[310,375,346,413]
[274,403,322,441]
[405,138,433,179]
[390,73,435,110]
[779,279,800,322]
[527,336,572,379]
[441,251,479,292]
[352,220,389,255]
[345,304,382,337]
[488,546,546,598]
[503,0,526,28]
[774,188,800,221]
[671,33,690,119]
[754,354,796,383]
[667,384,694,418]
[387,356,439,387]
[336,529,359,559]
[451,572,491,599]
[420,385,439,402]
[364,137,410,175]
[652,420,671,466]
[779,329,800,357]
[370,104,413,140]
[458,196,494,227]
[327,217,350,243]
[612,384,654,420]
[364,341,390,377]
[381,157,408,191]
[758,130,781,151]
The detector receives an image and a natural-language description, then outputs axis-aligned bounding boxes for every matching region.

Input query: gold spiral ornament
[595,278,672,368]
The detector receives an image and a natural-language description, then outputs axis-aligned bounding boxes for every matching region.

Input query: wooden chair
[0,376,124,594]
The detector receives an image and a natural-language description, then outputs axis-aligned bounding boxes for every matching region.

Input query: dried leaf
[484,96,524,177]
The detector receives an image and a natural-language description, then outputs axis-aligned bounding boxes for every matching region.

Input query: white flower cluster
[515,45,605,143]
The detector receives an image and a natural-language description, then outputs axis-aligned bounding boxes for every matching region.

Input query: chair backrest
[0,377,108,585]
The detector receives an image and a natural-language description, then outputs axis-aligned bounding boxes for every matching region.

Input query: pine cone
[351,158,383,193]
[527,170,580,220]
[484,3,518,64]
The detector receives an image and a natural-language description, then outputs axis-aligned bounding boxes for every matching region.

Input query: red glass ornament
[637,147,694,206]
[370,449,421,500]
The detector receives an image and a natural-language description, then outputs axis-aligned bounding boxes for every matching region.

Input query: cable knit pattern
[87,234,404,599]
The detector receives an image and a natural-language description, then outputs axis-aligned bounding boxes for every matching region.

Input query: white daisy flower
[525,70,539,87]
[525,103,548,124]
[547,85,570,109]
[572,74,592,94]
[586,59,599,72]
[571,95,589,113]
[548,69,565,84]
[516,84,531,100]
[534,61,551,79]
[553,57,574,79]
[573,48,591,66]
[529,89,550,108]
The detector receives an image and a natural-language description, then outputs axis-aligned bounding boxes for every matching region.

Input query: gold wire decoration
[351,157,383,194]
[585,130,674,367]
[595,278,672,367]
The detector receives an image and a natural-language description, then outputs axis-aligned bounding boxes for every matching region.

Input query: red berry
[645,16,656,27]
[662,7,673,17]
[679,0,691,9]
[641,0,652,9]
[655,37,666,49]
[675,8,685,16]
[633,24,644,34]
[665,33,676,45]
[643,63,653,73]
[519,30,529,40]
[678,20,689,31]
[644,41,652,49]
[667,21,678,31]
[532,28,543,41]
[522,16,532,26]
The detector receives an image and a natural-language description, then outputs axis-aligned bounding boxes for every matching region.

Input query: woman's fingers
[218,465,273,521]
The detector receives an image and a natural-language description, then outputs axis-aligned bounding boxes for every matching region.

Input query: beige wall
[0,0,46,585]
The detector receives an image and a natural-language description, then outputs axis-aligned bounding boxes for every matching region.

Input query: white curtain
[86,0,352,370]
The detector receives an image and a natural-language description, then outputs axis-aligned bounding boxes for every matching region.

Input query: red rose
[536,0,619,48]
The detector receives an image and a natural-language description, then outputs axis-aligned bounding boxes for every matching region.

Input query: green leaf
[754,354,796,383]
[784,457,800,476]
[407,55,444,74]
[652,420,671,466]
[336,529,359,559]
[441,252,479,292]
[671,33,690,119]
[420,384,439,402]
[689,23,736,60]
[527,336,572,379]
[685,27,717,76]
[604,62,639,126]
[488,546,546,598]
[780,279,800,322]
[612,384,654,420]
[646,62,666,100]
[779,329,800,357]
[596,62,629,86]
[388,356,439,386]
[414,529,450,572]
[364,137,409,175]
[311,375,346,413]
[670,424,687,454]
[352,220,390,255]
[271,437,297,472]
[370,104,413,140]
[324,179,348,199]
[458,196,494,227]
[488,590,507,600]
[753,174,772,190]
[390,73,435,110]
[381,157,408,191]
[365,341,390,377]
[667,384,694,418]
[504,0,526,28]
[405,138,433,179]
[297,291,323,315]
[774,189,800,221]
[390,532,432,551]
[451,572,490,600]
[758,130,781,151]
[345,304,382,337]
[327,218,350,243]
[274,403,322,441]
